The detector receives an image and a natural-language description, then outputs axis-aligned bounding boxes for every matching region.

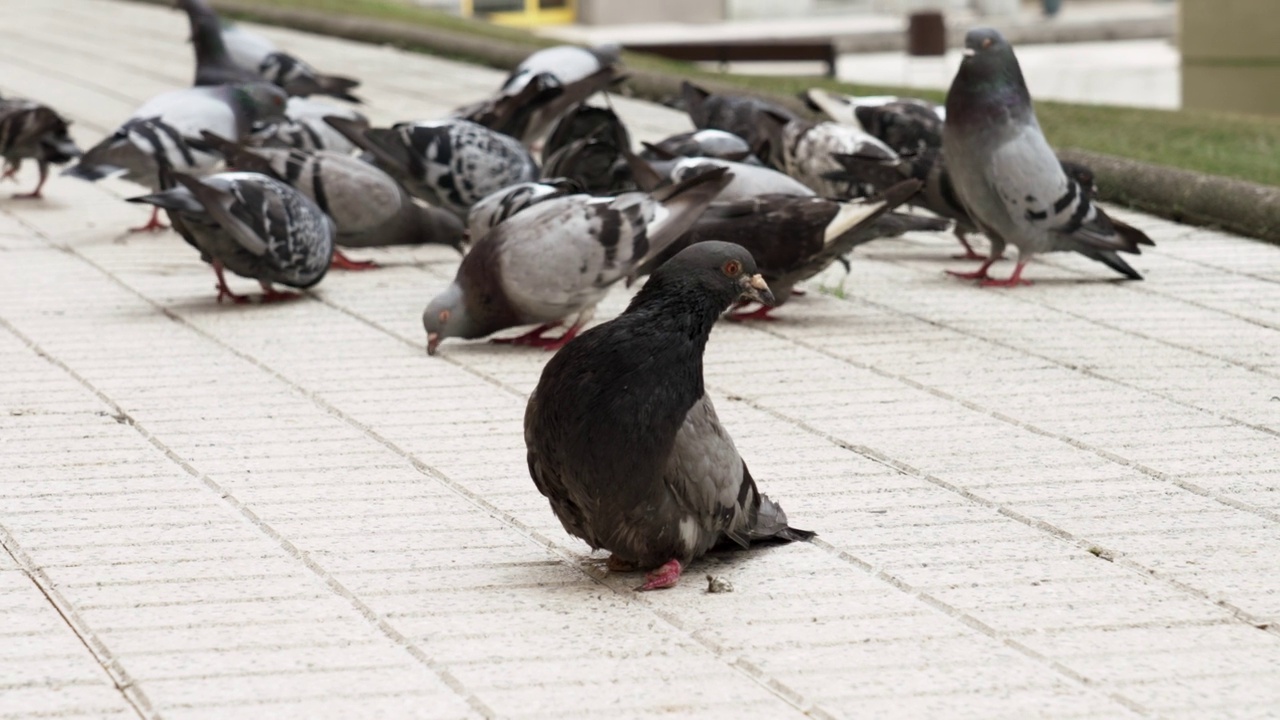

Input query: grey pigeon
[639,129,760,165]
[0,94,81,199]
[422,167,732,355]
[632,156,814,202]
[943,28,1153,284]
[201,132,464,269]
[467,178,583,243]
[249,98,368,154]
[541,136,631,195]
[65,83,287,231]
[325,116,539,219]
[210,8,362,102]
[175,0,260,88]
[127,171,334,303]
[541,104,630,166]
[636,181,922,318]
[757,111,897,198]
[524,241,813,591]
[828,148,1098,259]
[681,81,798,161]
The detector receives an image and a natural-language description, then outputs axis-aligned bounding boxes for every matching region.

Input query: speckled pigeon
[325,116,539,219]
[466,178,583,243]
[202,132,464,269]
[422,167,732,355]
[635,180,924,318]
[804,88,945,129]
[249,97,368,154]
[943,28,1153,285]
[525,240,814,591]
[758,111,897,198]
[65,83,287,232]
[127,171,334,303]
[0,93,81,199]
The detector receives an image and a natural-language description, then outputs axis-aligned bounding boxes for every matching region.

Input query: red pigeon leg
[330,248,379,271]
[637,559,683,591]
[947,257,997,282]
[130,206,170,233]
[12,163,48,200]
[535,322,584,352]
[212,262,250,304]
[979,260,1032,288]
[952,230,987,260]
[727,304,776,321]
[258,281,302,303]
[491,321,562,346]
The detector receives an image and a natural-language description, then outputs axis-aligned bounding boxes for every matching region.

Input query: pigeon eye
[722,260,742,277]
[439,310,450,324]
[981,38,993,49]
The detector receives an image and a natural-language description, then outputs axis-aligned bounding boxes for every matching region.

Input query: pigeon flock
[1,4,1159,589]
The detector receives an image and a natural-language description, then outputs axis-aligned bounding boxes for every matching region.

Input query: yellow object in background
[460,0,576,26]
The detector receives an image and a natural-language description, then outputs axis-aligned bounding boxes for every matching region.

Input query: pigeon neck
[948,54,1033,125]
[628,276,734,352]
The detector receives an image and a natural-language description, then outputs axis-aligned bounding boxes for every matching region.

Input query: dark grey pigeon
[0,94,81,199]
[466,178,583,243]
[249,98,368,154]
[541,104,630,166]
[201,132,464,269]
[525,241,814,591]
[680,81,798,163]
[943,28,1153,285]
[207,6,362,102]
[541,136,631,195]
[325,116,539,219]
[855,102,944,154]
[65,83,287,232]
[127,171,334,303]
[827,148,1099,260]
[422,167,732,355]
[635,181,922,318]
[175,0,260,88]
[639,129,760,165]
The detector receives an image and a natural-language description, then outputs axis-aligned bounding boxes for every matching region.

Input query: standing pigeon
[201,132,464,269]
[0,94,81,199]
[681,81,798,161]
[422,167,732,355]
[127,171,333,303]
[249,97,368,153]
[325,117,539,219]
[525,241,813,591]
[758,111,897,199]
[467,178,582,243]
[943,28,1153,285]
[64,83,287,231]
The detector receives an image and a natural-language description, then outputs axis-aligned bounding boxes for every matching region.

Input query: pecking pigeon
[0,94,81,199]
[65,83,287,231]
[541,136,631,195]
[249,98,368,153]
[127,171,333,303]
[466,178,583,243]
[943,28,1153,285]
[201,132,464,269]
[422,167,732,355]
[639,129,760,165]
[635,180,923,318]
[325,116,539,219]
[757,111,897,199]
[524,240,814,591]
[681,81,798,163]
[541,104,630,166]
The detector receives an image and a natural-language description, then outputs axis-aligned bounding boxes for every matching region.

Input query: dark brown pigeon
[525,241,814,591]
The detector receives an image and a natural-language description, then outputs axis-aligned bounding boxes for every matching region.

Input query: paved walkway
[2,1,1279,718]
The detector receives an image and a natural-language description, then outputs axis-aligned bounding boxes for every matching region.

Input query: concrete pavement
[2,1,1279,718]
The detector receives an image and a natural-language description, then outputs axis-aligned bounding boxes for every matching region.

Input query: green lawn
[226,0,1280,186]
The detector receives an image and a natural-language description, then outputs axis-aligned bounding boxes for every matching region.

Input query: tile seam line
[315,290,1150,715]
[0,519,156,720]
[708,367,1280,640]
[27,229,827,720]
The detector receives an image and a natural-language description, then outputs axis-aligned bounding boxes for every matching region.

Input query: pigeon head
[235,83,289,125]
[639,241,774,311]
[957,28,1025,90]
[949,28,1031,120]
[423,282,480,356]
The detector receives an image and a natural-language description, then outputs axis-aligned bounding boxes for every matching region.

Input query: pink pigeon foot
[258,281,302,303]
[212,263,250,304]
[947,257,998,282]
[978,261,1032,288]
[130,207,169,233]
[331,249,379,271]
[637,559,683,591]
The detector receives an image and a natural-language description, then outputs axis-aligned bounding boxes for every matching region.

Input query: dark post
[906,11,947,57]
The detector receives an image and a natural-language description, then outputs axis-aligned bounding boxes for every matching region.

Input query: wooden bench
[623,40,839,78]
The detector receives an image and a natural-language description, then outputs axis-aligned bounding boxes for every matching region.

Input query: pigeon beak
[427,333,442,356]
[739,273,775,307]
[962,48,977,58]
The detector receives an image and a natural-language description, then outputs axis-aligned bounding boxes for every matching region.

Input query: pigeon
[524,240,813,591]
[65,83,288,231]
[541,104,630,166]
[757,111,897,198]
[681,81,799,163]
[541,136,631,195]
[422,166,732,355]
[943,28,1153,285]
[639,129,759,165]
[629,155,814,202]
[0,94,81,199]
[210,9,362,102]
[201,132,464,269]
[325,116,539,219]
[635,180,923,318]
[467,178,583,243]
[249,98,368,153]
[176,0,261,87]
[827,148,1099,260]
[803,88,945,129]
[127,171,333,303]
[854,102,945,154]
